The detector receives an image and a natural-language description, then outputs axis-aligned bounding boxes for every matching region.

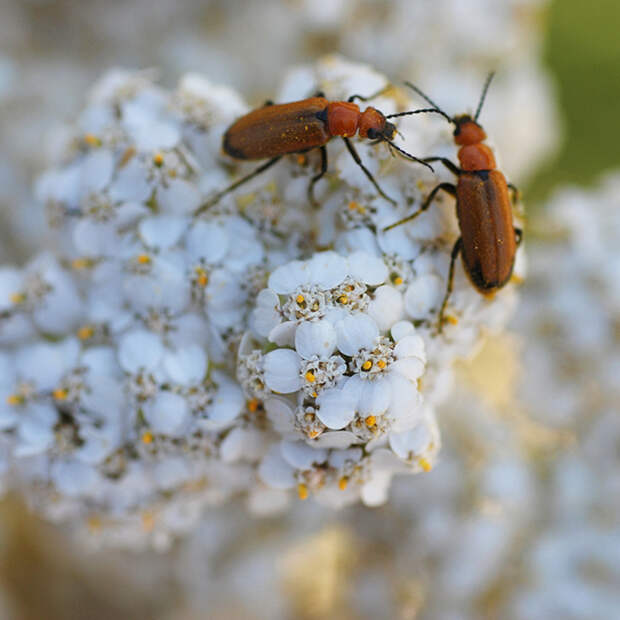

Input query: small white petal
[251,289,281,338]
[144,392,190,436]
[280,441,327,469]
[336,313,379,356]
[163,345,207,386]
[329,447,363,469]
[269,321,297,347]
[263,349,302,394]
[118,330,164,372]
[79,150,114,197]
[204,375,245,429]
[311,431,358,449]
[295,319,336,360]
[405,273,443,318]
[157,178,201,215]
[51,461,100,497]
[394,333,426,362]
[139,216,187,249]
[264,397,295,434]
[360,470,393,507]
[367,285,404,331]
[258,448,296,489]
[347,252,388,285]
[307,252,348,288]
[109,159,151,203]
[129,121,180,152]
[391,358,425,382]
[268,260,308,294]
[186,220,229,263]
[347,375,390,416]
[389,422,434,460]
[391,320,415,342]
[387,373,422,431]
[73,220,118,258]
[220,427,264,463]
[316,383,357,429]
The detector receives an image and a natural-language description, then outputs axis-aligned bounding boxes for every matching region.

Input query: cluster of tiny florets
[0,57,520,546]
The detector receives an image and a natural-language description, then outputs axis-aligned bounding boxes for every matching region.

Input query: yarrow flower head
[0,56,522,546]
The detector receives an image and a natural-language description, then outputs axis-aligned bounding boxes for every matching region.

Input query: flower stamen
[297,483,309,500]
[6,394,23,406]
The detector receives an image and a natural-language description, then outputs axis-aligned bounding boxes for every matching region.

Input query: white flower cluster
[0,57,521,545]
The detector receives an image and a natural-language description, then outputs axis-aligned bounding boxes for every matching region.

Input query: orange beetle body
[384,75,522,330]
[223,97,331,160]
[452,118,516,294]
[223,97,396,160]
[456,168,515,293]
[196,89,434,214]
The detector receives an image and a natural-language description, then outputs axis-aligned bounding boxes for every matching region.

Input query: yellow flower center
[141,431,154,445]
[141,511,155,532]
[71,258,93,270]
[152,152,164,166]
[337,295,348,304]
[418,457,432,472]
[377,359,386,369]
[84,133,101,147]
[365,415,376,428]
[393,276,403,286]
[52,388,68,401]
[296,294,305,305]
[195,267,208,287]
[136,253,151,265]
[305,371,316,383]
[362,360,372,371]
[9,292,25,304]
[247,398,259,413]
[338,477,348,491]
[77,325,95,340]
[6,394,23,406]
[297,483,309,500]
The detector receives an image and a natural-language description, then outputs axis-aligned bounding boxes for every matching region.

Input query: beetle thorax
[458,143,497,171]
[326,101,360,137]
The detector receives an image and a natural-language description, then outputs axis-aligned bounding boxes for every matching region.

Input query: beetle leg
[348,85,391,103]
[422,157,461,176]
[514,227,523,246]
[262,100,274,107]
[342,137,397,205]
[307,146,328,208]
[383,182,456,231]
[437,237,463,334]
[194,156,282,216]
[508,182,520,205]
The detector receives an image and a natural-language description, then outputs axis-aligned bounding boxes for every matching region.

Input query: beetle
[195,88,435,215]
[384,73,522,332]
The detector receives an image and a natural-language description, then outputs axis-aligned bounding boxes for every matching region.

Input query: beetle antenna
[386,107,452,123]
[403,81,453,123]
[475,71,495,121]
[384,139,434,172]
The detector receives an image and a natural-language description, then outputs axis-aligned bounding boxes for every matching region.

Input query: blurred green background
[530,0,620,202]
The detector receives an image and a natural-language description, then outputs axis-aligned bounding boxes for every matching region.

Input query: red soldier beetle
[195,87,436,215]
[384,73,523,332]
